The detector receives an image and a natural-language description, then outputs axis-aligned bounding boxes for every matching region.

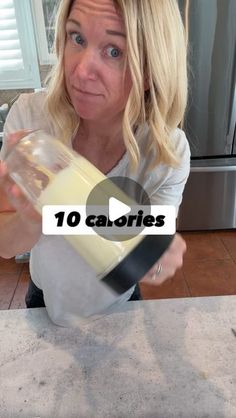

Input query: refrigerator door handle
[226,81,236,150]
[191,165,236,173]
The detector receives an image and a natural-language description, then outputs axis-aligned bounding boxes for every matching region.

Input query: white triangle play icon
[109,197,131,222]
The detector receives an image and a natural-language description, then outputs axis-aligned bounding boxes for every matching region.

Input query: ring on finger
[152,263,163,281]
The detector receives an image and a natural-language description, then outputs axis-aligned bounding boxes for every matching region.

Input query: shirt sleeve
[0,91,49,160]
[0,94,29,160]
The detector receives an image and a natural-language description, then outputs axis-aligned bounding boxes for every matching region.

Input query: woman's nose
[74,49,98,81]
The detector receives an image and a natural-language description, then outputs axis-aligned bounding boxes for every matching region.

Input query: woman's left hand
[140,233,186,286]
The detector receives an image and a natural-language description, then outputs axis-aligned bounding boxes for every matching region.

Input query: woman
[0,0,190,323]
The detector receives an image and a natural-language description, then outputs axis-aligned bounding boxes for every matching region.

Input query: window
[0,0,41,89]
[31,0,59,65]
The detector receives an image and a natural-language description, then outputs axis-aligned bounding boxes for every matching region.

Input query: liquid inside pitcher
[6,130,143,279]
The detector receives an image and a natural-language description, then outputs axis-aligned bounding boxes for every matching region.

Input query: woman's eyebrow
[66,18,126,38]
[106,30,126,38]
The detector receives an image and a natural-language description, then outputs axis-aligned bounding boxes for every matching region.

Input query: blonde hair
[45,0,189,171]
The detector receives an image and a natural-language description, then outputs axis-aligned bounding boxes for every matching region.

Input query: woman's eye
[106,46,122,58]
[70,32,85,46]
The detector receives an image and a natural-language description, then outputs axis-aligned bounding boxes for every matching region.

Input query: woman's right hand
[0,130,41,225]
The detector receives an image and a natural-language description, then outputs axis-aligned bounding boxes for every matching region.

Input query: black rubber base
[101,234,174,294]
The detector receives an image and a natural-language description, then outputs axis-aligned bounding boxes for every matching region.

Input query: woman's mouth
[73,86,101,97]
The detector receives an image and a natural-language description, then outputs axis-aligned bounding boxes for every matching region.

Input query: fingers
[0,168,27,212]
[0,160,41,224]
[4,182,41,224]
[159,234,186,273]
[140,233,187,286]
[4,129,34,157]
[7,129,34,144]
[169,233,187,256]
[0,160,11,185]
[0,130,40,224]
[11,191,41,224]
[5,183,28,211]
[0,129,33,203]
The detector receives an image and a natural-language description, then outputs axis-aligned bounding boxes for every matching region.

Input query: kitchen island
[0,296,235,418]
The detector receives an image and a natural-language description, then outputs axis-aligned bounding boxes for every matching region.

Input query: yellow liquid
[38,156,143,276]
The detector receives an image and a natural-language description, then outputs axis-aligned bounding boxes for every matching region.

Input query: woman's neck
[72,118,126,173]
[79,116,123,144]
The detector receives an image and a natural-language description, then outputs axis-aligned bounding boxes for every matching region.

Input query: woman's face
[64,0,132,122]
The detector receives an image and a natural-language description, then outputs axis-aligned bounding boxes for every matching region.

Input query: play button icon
[109,197,131,222]
[86,176,151,241]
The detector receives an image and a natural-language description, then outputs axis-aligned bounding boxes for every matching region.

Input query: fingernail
[23,129,35,134]
[0,161,7,176]
[8,129,34,141]
[10,184,21,197]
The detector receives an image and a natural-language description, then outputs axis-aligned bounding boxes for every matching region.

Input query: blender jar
[5,130,173,323]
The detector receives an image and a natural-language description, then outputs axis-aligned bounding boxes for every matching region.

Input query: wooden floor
[0,230,236,310]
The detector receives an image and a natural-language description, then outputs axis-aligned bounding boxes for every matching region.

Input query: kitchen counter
[0,296,236,418]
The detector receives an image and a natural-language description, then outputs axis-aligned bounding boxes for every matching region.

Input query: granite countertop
[0,296,236,418]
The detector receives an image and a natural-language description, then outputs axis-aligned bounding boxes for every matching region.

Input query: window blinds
[0,0,41,89]
[0,0,24,72]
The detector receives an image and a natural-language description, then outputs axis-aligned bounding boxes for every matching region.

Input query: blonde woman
[0,0,190,316]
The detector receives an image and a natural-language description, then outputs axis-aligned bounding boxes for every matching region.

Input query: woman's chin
[72,96,104,120]
[75,106,98,120]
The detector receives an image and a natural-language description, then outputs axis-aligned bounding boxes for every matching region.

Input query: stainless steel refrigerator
[177,0,236,230]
